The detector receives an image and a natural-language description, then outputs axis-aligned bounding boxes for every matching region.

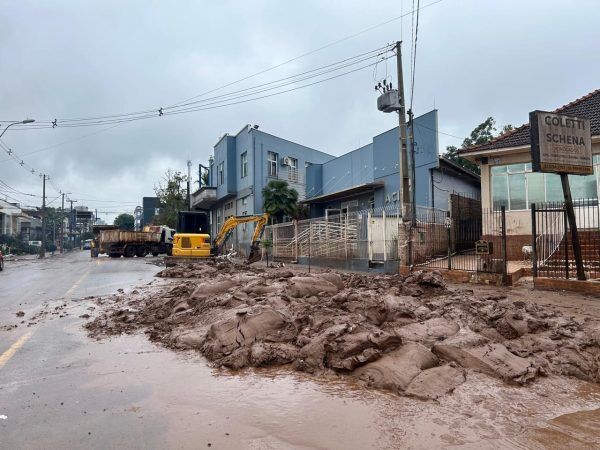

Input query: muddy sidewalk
[83,260,600,402]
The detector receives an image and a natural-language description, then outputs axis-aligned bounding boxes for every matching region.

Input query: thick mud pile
[86,261,600,400]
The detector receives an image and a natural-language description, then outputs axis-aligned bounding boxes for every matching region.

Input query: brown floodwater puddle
[69,324,600,450]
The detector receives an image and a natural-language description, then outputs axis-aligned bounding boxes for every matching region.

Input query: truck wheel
[152,252,159,257]
[136,247,148,258]
[166,246,173,256]
[109,253,120,258]
[124,246,135,258]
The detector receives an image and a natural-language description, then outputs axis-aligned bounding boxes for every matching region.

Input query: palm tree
[262,180,299,223]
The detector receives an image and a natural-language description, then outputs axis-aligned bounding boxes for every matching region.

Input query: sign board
[475,240,492,255]
[530,111,592,175]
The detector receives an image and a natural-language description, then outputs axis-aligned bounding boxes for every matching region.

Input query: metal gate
[532,199,600,280]
[411,195,507,274]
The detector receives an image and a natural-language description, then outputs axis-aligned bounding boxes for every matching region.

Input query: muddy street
[1,252,600,449]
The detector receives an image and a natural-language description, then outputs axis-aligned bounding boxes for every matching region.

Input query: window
[216,209,222,232]
[241,196,248,205]
[288,157,298,182]
[241,152,248,178]
[490,162,599,210]
[242,211,248,232]
[218,162,224,186]
[267,151,278,177]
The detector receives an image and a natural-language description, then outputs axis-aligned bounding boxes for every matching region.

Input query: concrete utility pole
[408,109,417,227]
[395,41,413,267]
[60,193,65,253]
[69,199,77,248]
[187,159,192,209]
[395,41,411,208]
[39,174,46,258]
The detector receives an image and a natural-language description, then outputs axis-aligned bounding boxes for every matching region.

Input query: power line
[410,0,421,111]
[0,122,123,161]
[0,139,63,195]
[164,0,443,109]
[2,0,443,131]
[10,49,394,129]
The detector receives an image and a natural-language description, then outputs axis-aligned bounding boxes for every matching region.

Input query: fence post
[446,210,452,270]
[501,206,508,283]
[383,208,387,262]
[531,203,538,278]
[294,220,298,261]
[564,209,569,279]
[367,210,372,261]
[308,221,311,273]
[344,214,348,259]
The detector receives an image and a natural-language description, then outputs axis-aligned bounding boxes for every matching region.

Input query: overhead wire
[3,0,443,130]
[10,49,395,129]
[410,0,421,111]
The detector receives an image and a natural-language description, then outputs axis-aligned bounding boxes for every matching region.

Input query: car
[82,239,92,250]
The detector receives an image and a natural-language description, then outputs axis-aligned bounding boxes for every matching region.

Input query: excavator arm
[211,213,269,264]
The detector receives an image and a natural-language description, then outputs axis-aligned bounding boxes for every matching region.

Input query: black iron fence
[532,198,600,280]
[412,203,507,275]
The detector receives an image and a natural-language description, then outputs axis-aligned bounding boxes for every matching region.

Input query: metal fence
[532,198,600,280]
[411,205,507,274]
[265,204,403,263]
[266,196,507,276]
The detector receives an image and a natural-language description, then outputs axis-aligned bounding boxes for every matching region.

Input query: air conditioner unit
[281,156,292,166]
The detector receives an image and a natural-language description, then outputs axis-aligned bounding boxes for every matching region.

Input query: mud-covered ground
[84,260,600,402]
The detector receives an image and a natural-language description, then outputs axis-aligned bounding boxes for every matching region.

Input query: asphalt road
[0,251,403,449]
[2,252,599,449]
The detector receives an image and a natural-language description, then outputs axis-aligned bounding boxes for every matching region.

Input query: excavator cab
[172,233,211,257]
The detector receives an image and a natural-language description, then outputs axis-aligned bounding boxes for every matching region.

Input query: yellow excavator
[171,213,269,264]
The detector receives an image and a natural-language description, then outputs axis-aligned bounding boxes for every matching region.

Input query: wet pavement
[1,251,600,449]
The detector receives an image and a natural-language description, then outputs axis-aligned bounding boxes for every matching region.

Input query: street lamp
[0,118,36,139]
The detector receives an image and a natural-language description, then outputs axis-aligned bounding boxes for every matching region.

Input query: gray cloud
[1,0,599,222]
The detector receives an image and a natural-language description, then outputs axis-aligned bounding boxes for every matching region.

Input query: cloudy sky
[1,0,598,223]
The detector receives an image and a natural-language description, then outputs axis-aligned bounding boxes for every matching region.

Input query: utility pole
[60,193,65,253]
[69,199,77,249]
[408,109,417,228]
[395,41,413,267]
[187,159,192,210]
[396,41,411,208]
[39,174,47,258]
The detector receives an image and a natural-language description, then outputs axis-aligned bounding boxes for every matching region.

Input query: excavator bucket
[246,244,262,264]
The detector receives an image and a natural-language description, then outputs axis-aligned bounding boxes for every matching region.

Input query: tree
[262,180,299,224]
[462,117,497,148]
[154,169,189,228]
[114,213,135,230]
[444,117,514,175]
[201,170,210,187]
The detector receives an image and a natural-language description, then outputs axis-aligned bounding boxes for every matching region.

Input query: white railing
[266,204,412,262]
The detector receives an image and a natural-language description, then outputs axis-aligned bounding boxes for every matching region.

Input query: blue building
[193,113,479,254]
[191,124,335,251]
[304,110,480,215]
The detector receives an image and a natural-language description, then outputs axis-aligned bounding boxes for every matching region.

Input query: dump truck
[91,225,175,258]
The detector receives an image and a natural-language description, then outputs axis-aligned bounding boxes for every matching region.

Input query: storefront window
[490,161,598,210]
[526,172,545,206]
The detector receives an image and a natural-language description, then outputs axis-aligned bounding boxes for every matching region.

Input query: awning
[301,182,383,204]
